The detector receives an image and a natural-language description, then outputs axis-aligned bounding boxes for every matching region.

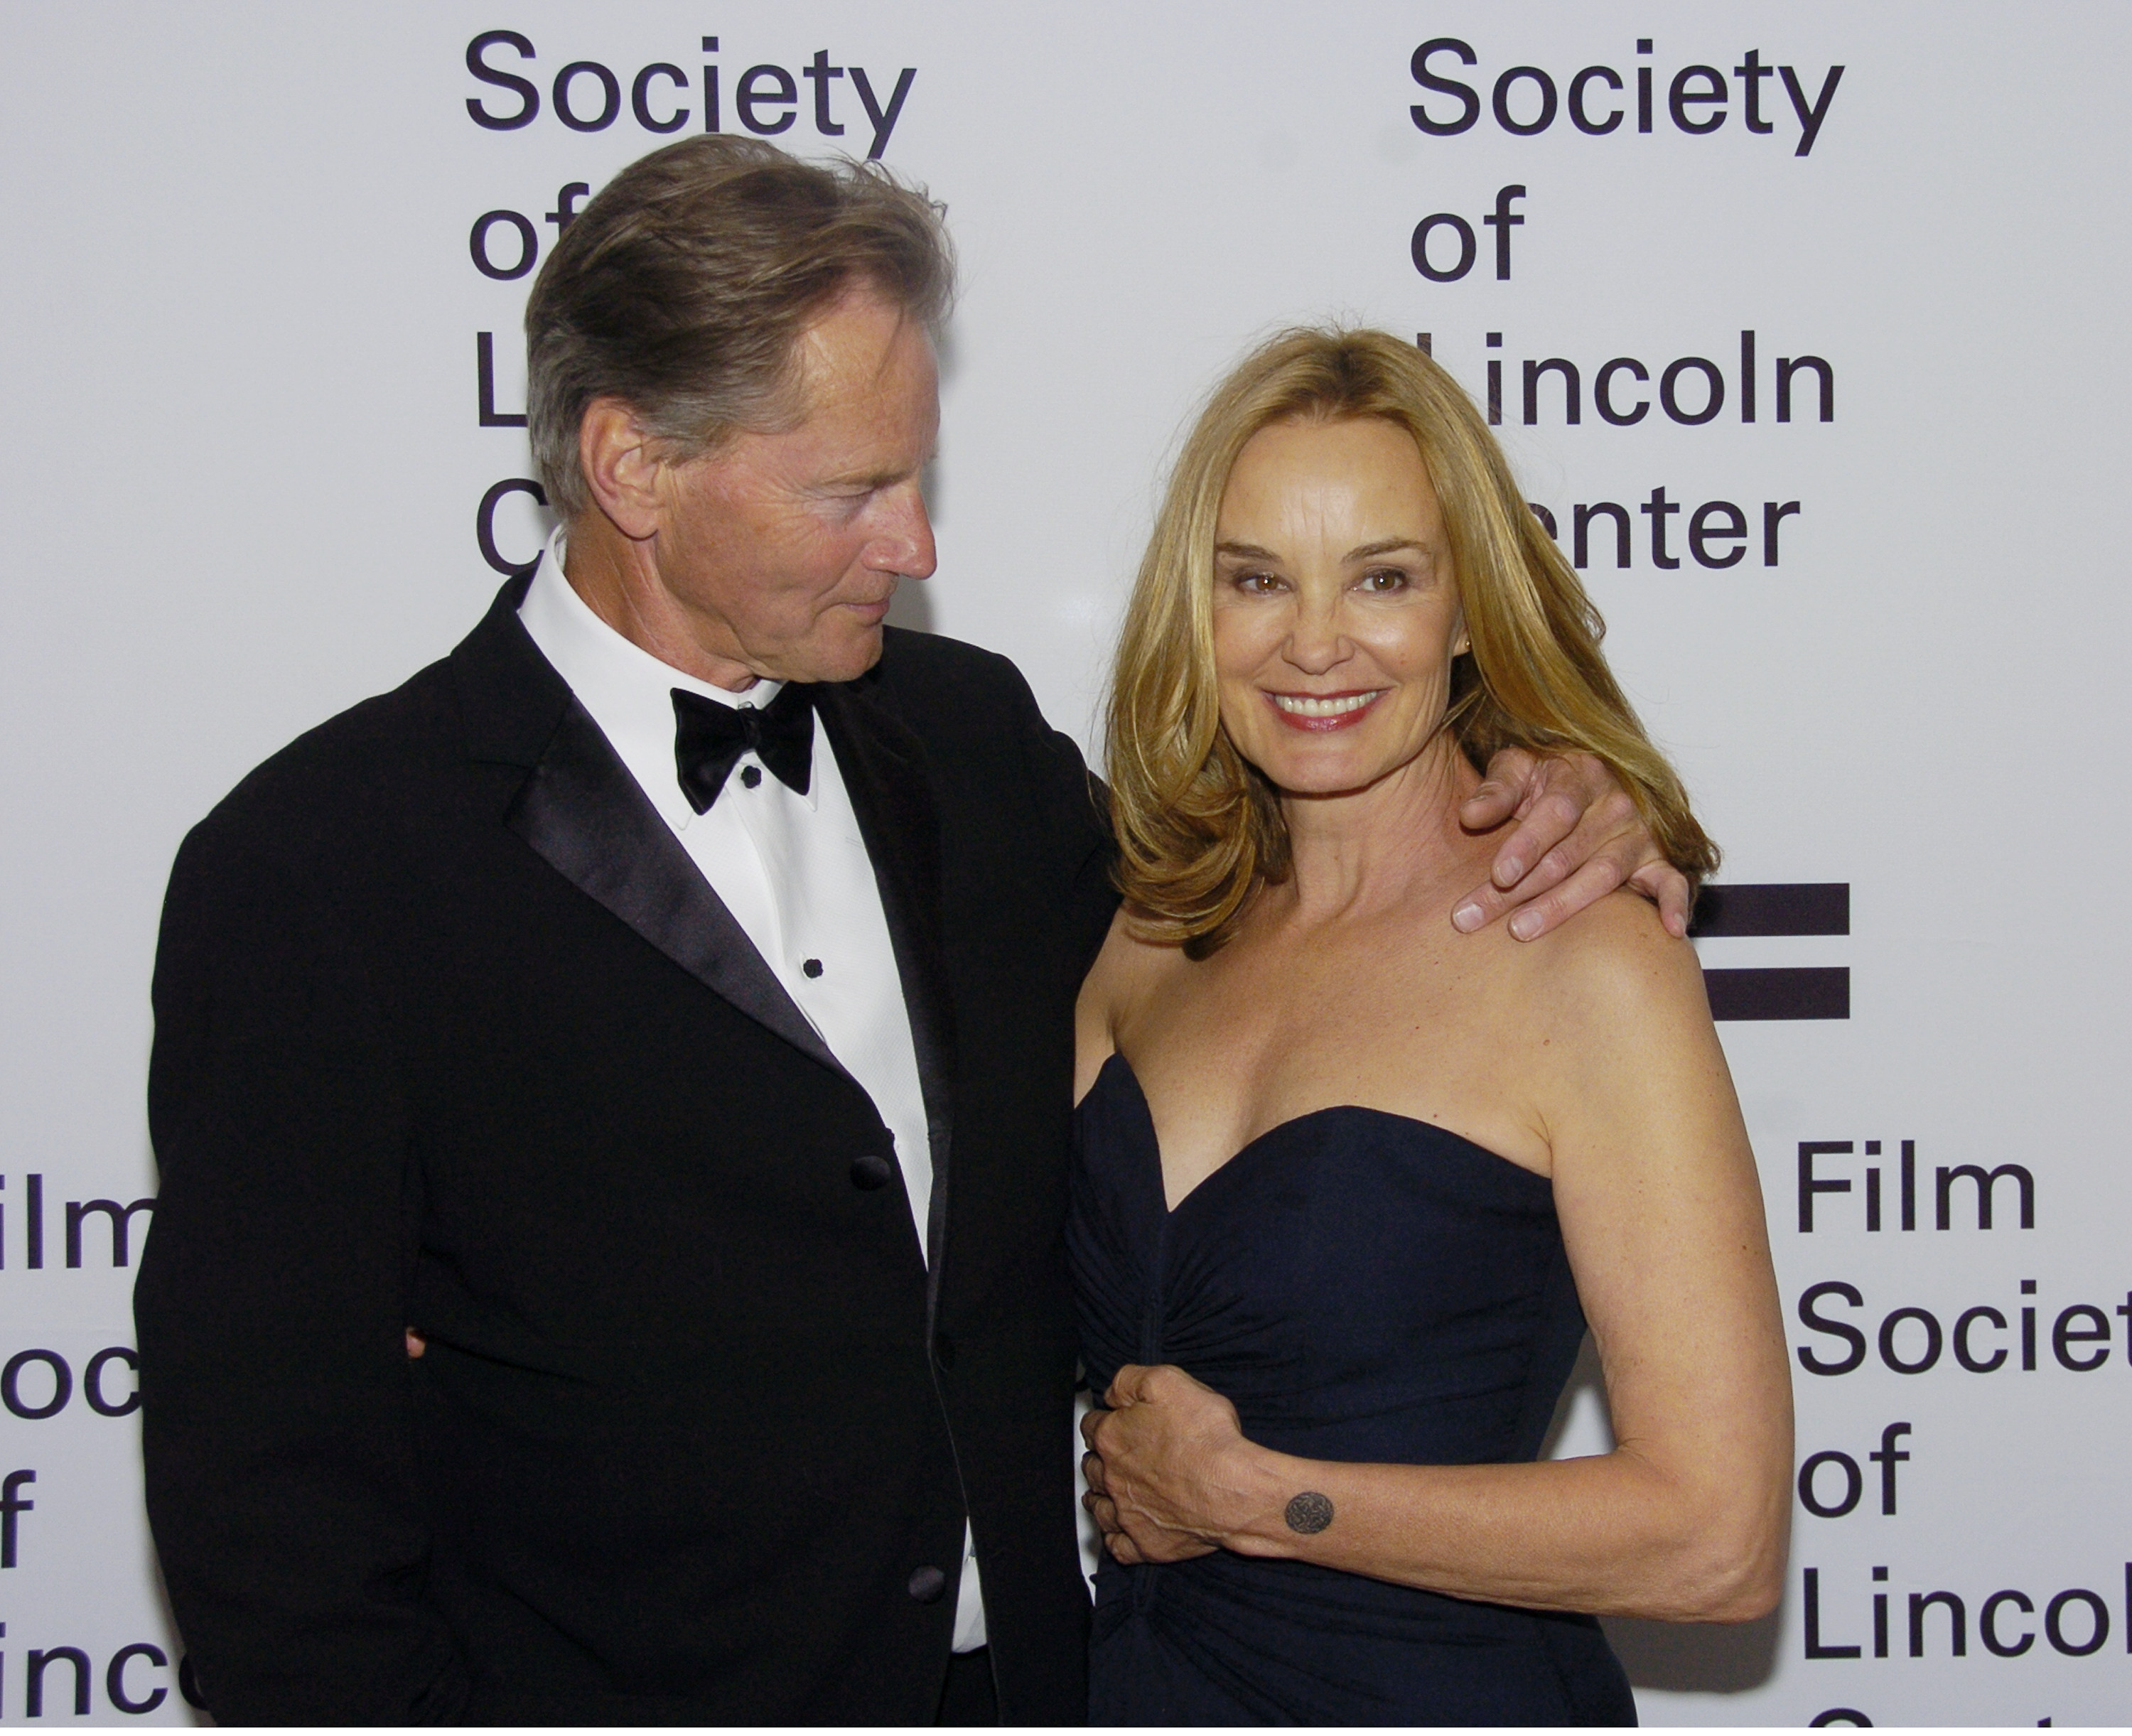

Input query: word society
[465,31,917,161]
[1410,38,1843,156]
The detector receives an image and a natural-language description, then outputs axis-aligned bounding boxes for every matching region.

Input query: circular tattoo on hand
[1284,1492,1335,1534]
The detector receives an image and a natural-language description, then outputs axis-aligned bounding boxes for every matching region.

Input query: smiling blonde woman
[1070,328,1789,1726]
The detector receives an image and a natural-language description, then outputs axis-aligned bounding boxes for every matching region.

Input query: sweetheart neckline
[1082,1050,1551,1219]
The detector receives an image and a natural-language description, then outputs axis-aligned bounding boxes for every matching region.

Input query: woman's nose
[1283,605,1350,674]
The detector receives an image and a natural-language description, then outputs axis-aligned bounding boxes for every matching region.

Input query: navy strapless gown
[1068,1054,1636,1727]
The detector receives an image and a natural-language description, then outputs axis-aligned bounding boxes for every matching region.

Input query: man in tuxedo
[136,136,1686,1725]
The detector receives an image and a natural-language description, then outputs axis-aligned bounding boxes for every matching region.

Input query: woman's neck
[1274,738,1487,924]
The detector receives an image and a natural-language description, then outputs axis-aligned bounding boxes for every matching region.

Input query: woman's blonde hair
[1107,325,1718,954]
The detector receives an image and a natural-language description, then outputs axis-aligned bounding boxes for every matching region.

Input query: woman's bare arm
[1082,900,1792,1622]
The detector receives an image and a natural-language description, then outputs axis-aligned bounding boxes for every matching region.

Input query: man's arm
[136,807,468,1725]
[994,661,1123,982]
[989,651,1686,950]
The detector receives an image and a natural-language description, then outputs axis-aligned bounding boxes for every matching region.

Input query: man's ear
[577,397,666,540]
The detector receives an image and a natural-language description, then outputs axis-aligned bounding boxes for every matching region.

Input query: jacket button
[908,1564,948,1604]
[933,1331,957,1369]
[849,1154,894,1191]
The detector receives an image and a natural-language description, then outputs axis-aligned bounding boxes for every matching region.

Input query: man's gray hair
[524,136,954,522]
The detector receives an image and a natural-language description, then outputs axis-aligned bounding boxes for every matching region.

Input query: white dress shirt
[519,530,986,1652]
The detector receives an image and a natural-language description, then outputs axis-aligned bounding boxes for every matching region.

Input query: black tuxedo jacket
[135,579,1116,1725]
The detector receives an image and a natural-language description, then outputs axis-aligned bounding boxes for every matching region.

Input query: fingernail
[1509,910,1541,941]
[1451,902,1485,932]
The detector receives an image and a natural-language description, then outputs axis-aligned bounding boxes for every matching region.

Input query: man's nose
[867,482,937,581]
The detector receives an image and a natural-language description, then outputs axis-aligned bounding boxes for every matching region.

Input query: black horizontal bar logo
[1703,966,1849,1022]
[1689,881,1848,938]
[1691,883,1849,1021]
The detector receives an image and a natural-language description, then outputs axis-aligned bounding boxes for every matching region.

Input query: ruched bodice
[1068,1054,1635,1726]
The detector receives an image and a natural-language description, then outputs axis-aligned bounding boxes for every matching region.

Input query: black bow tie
[672,683,815,811]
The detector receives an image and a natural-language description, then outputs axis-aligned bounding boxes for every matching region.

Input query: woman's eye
[1360,568,1409,593]
[1231,570,1284,594]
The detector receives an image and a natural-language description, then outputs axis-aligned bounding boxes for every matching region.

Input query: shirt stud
[739,765,763,789]
[802,958,824,978]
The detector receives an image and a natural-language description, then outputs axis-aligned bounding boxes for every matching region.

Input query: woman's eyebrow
[1343,537,1427,562]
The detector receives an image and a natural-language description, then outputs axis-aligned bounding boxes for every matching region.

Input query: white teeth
[1271,691,1379,717]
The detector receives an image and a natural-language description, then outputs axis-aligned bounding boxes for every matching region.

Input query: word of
[1411,185,1525,282]
[1798,1423,1912,1519]
[468,182,602,284]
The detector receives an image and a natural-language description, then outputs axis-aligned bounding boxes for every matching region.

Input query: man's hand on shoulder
[1453,747,1693,942]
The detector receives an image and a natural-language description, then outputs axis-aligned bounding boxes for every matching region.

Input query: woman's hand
[1081,1364,1259,1565]
[1455,747,1694,941]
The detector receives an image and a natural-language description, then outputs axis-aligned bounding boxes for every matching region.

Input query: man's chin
[790,624,886,686]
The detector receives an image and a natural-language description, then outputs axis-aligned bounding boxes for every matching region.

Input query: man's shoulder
[185,583,554,859]
[854,626,1057,764]
[173,654,483,897]
[868,625,1041,715]
[858,629,1110,889]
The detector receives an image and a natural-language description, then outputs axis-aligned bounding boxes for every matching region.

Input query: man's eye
[815,490,876,520]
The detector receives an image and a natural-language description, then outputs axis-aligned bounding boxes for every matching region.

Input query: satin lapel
[503,695,845,1080]
[815,681,959,1281]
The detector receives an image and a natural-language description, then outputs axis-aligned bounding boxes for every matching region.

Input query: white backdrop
[2,2,2129,1725]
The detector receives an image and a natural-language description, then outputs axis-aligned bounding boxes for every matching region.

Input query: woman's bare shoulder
[1502,887,1710,1036]
[1075,909,1187,1093]
[1084,907,1186,998]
